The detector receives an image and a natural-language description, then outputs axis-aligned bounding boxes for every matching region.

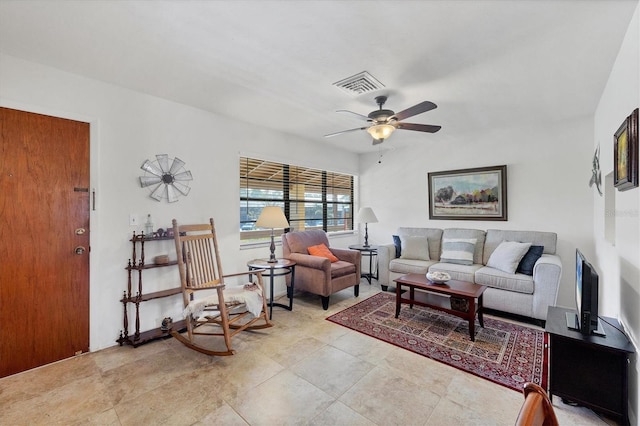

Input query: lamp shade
[366,124,395,141]
[256,206,289,229]
[357,207,378,224]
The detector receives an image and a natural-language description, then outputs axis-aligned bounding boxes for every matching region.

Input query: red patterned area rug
[327,292,547,392]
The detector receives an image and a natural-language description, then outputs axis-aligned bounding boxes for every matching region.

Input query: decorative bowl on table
[426,271,450,284]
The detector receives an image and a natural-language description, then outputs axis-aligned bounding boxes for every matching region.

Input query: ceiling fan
[325,95,441,145]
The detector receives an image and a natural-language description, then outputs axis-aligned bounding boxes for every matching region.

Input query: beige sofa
[282,230,361,310]
[377,227,562,323]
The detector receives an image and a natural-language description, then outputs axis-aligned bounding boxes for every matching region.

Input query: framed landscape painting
[428,165,507,220]
[614,108,639,192]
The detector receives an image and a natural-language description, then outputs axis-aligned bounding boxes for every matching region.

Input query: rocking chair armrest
[188,282,225,291]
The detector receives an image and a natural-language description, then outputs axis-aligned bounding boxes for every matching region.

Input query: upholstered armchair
[282,230,361,310]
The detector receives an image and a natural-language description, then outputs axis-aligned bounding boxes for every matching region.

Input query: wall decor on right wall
[589,144,603,196]
[613,108,638,191]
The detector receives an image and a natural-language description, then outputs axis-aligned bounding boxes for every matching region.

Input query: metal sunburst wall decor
[589,144,602,196]
[139,154,193,202]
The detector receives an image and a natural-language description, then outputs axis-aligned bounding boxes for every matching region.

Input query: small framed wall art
[613,108,638,192]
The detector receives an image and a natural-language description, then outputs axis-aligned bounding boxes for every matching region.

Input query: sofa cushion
[440,238,476,265]
[429,262,483,283]
[441,228,485,264]
[475,266,534,294]
[397,227,443,261]
[486,241,532,274]
[389,258,436,275]
[399,235,430,261]
[308,243,339,262]
[331,260,357,278]
[517,245,544,276]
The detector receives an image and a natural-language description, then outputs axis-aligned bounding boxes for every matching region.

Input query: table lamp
[256,206,290,262]
[357,207,378,247]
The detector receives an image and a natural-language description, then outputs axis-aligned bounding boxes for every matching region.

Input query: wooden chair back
[174,220,223,290]
[515,383,559,426]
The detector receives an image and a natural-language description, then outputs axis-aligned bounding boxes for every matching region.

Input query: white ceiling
[0,0,637,153]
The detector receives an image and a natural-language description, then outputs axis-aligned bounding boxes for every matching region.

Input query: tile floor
[0,281,617,425]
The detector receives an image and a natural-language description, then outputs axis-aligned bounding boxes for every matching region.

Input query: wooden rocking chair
[170,218,272,355]
[515,383,559,426]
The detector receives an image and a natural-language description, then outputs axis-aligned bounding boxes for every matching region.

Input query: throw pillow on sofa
[487,241,532,274]
[440,238,476,265]
[516,245,544,275]
[308,243,339,262]
[399,235,430,261]
[392,235,402,258]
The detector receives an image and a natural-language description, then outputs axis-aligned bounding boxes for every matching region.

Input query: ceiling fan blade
[392,101,437,121]
[336,110,371,121]
[395,122,442,133]
[324,126,369,138]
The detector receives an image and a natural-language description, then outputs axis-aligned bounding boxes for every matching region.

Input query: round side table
[348,244,378,284]
[247,258,296,319]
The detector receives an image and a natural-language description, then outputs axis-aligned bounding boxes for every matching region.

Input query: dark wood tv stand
[546,306,634,425]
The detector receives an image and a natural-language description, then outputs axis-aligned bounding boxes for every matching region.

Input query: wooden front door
[0,107,90,378]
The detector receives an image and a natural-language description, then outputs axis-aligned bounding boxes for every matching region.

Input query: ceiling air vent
[333,71,385,95]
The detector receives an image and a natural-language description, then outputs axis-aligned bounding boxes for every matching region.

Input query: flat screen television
[566,249,605,336]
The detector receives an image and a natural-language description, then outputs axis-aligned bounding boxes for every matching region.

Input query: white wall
[594,3,640,424]
[0,54,360,351]
[359,117,594,310]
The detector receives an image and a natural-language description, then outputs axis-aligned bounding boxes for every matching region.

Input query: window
[240,157,354,241]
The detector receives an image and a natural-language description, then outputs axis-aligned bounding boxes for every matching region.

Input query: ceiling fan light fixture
[367,123,395,141]
[327,97,439,144]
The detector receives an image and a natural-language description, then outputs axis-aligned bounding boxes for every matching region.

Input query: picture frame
[428,165,507,220]
[614,108,639,191]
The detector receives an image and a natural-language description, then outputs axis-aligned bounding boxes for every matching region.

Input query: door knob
[75,246,86,255]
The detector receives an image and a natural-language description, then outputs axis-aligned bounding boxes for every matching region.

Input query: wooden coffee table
[394,273,487,341]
